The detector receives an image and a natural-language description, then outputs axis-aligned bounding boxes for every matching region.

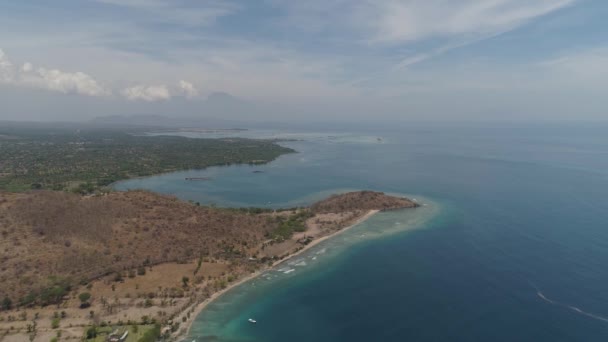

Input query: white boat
[248,318,257,324]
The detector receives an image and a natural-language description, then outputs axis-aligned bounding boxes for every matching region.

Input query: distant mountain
[207,91,242,104]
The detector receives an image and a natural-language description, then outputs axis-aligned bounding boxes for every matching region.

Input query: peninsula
[0,190,418,342]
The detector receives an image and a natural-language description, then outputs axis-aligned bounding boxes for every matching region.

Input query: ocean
[115,122,608,341]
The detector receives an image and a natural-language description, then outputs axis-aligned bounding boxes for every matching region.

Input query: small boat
[248,318,257,324]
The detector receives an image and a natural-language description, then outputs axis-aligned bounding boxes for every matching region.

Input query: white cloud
[21,62,33,72]
[27,68,110,96]
[0,49,15,82]
[0,49,110,96]
[178,80,198,98]
[0,1,585,113]
[122,81,200,101]
[1,49,204,100]
[122,84,171,101]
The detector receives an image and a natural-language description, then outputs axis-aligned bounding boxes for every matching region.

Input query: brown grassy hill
[311,190,418,213]
[0,190,416,308]
[0,191,275,304]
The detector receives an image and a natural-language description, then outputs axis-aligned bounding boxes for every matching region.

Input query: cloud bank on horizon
[0,0,606,121]
[0,49,197,101]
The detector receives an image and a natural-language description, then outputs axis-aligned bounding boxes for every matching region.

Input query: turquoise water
[116,123,608,341]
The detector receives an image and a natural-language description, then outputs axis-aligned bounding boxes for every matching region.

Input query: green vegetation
[271,210,314,241]
[137,324,161,342]
[0,124,294,192]
[79,292,91,308]
[86,324,158,342]
[85,326,98,339]
[51,317,60,329]
[1,296,11,311]
[20,276,71,307]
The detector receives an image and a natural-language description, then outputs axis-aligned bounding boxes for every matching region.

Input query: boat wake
[533,284,608,324]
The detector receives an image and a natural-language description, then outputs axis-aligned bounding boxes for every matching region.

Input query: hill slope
[0,190,416,307]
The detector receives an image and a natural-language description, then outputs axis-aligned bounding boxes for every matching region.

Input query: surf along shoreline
[174,209,380,341]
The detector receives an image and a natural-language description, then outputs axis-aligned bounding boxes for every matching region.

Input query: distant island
[0,190,418,341]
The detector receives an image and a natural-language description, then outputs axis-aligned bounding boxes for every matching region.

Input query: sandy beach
[175,209,380,341]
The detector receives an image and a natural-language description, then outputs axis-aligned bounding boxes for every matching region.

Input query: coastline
[175,209,380,341]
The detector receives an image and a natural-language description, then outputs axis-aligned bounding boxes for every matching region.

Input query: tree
[79,292,91,308]
[181,276,190,288]
[86,326,97,339]
[2,296,11,311]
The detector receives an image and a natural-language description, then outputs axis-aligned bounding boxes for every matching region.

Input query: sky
[0,0,606,123]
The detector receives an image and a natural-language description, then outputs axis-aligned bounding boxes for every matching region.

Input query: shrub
[86,326,97,339]
[79,292,91,308]
[1,297,11,311]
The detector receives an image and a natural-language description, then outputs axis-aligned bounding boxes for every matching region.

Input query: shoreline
[176,209,380,341]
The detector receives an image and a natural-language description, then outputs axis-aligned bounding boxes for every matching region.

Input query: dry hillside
[311,190,418,213]
[0,190,416,308]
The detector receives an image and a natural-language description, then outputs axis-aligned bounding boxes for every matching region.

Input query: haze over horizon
[0,0,606,123]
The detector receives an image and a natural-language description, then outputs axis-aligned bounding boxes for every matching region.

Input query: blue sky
[0,0,606,121]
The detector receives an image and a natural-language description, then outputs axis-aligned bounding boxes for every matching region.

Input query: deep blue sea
[115,122,608,341]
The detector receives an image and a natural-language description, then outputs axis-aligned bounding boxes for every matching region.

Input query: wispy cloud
[539,47,608,76]
[267,0,574,42]
[268,0,576,70]
[365,0,575,43]
[0,0,600,121]
[94,0,240,26]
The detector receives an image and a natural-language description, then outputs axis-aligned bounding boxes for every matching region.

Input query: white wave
[536,288,608,324]
[283,269,295,274]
